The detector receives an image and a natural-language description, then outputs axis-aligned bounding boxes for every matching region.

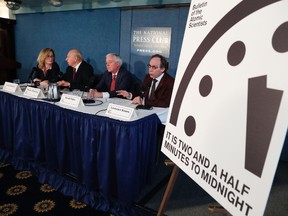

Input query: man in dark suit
[89,53,133,98]
[117,54,174,108]
[57,49,94,91]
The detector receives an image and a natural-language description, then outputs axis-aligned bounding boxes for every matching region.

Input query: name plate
[24,86,45,98]
[59,93,84,108]
[3,82,22,93]
[106,103,134,120]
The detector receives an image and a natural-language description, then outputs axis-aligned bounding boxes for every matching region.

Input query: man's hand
[89,89,103,98]
[132,96,143,105]
[57,80,70,87]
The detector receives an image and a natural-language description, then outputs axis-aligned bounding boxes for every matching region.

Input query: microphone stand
[83,76,96,104]
[27,67,37,86]
[142,79,152,105]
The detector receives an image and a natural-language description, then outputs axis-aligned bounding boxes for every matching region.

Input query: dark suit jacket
[62,60,94,91]
[138,73,175,108]
[96,66,133,98]
[33,62,61,83]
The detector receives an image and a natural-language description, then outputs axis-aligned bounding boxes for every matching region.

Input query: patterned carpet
[0,162,111,216]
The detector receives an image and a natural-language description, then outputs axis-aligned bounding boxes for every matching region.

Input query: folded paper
[24,86,45,98]
[3,82,22,93]
[59,93,84,108]
[106,103,134,120]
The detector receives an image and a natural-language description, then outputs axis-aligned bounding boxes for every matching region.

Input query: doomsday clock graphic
[162,0,288,215]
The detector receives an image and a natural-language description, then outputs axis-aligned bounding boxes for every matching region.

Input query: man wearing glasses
[117,54,174,108]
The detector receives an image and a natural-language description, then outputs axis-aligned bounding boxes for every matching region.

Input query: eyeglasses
[147,64,160,70]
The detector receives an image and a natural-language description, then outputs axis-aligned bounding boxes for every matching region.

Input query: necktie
[110,74,116,91]
[73,68,76,80]
[149,79,157,100]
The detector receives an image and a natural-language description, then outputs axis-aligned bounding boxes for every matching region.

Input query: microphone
[147,79,152,88]
[85,75,96,91]
[48,71,64,83]
[141,79,153,99]
[83,76,97,104]
[58,71,63,79]
[28,67,37,83]
[51,71,64,83]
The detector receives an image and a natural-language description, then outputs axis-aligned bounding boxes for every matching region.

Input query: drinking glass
[13,79,20,84]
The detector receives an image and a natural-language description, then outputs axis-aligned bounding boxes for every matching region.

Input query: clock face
[163,0,288,215]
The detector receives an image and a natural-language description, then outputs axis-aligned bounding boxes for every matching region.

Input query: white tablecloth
[0,84,168,124]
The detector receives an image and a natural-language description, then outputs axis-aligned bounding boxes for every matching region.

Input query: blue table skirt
[0,91,160,215]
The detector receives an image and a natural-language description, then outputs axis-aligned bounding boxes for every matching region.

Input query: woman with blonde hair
[32,48,61,87]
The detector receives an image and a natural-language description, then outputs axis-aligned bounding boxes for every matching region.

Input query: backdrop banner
[161,0,288,215]
[131,27,171,58]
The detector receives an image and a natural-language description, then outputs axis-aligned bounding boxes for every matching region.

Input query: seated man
[57,49,94,91]
[88,53,133,98]
[117,54,175,108]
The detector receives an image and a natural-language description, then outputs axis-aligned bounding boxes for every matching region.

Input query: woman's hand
[33,78,41,83]
[40,80,49,88]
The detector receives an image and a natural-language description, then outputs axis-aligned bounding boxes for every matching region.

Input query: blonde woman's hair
[37,48,55,69]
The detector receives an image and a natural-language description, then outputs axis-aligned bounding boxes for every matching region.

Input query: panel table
[0,90,163,215]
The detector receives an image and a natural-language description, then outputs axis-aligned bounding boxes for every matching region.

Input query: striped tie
[149,79,157,100]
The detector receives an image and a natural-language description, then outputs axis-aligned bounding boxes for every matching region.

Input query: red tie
[110,74,116,91]
[73,68,76,80]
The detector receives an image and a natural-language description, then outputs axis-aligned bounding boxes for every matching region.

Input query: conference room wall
[14,8,121,82]
[14,6,189,82]
[120,6,190,81]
